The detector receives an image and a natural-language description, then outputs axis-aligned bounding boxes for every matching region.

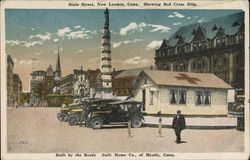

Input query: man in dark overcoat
[172,110,186,144]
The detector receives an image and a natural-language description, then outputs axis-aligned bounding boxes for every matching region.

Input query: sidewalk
[144,116,237,129]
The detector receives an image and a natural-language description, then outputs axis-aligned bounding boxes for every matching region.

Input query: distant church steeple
[55,47,61,79]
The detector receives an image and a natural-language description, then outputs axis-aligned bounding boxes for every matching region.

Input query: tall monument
[100,8,112,92]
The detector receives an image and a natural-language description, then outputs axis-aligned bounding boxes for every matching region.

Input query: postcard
[1,0,249,160]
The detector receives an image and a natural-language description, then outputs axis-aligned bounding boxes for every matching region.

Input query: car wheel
[68,115,79,126]
[91,117,103,129]
[131,117,143,128]
[57,112,67,122]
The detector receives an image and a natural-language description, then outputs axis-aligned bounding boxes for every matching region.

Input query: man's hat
[177,110,181,113]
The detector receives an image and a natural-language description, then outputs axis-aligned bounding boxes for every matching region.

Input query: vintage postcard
[1,0,249,160]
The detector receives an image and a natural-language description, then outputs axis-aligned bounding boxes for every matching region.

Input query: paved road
[6,107,244,153]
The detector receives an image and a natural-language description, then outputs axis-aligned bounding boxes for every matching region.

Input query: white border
[1,0,249,160]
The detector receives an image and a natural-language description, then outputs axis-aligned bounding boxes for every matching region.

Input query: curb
[143,123,236,130]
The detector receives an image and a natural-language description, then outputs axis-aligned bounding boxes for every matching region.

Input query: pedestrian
[172,110,186,144]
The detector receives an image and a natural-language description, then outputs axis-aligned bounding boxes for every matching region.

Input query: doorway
[142,89,145,111]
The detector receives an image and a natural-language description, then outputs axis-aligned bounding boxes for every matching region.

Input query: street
[7,107,244,153]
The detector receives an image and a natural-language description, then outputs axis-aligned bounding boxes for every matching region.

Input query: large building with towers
[154,12,244,91]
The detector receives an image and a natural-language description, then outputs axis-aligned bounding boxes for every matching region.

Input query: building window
[195,90,211,106]
[150,91,154,104]
[204,91,211,105]
[174,62,186,72]
[196,91,203,105]
[170,89,186,105]
[170,89,177,104]
[179,90,186,104]
[162,64,170,71]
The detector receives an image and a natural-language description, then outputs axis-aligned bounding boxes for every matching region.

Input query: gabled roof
[167,12,244,46]
[192,26,207,42]
[140,70,232,89]
[177,35,185,44]
[156,39,168,51]
[115,66,151,78]
[215,26,226,37]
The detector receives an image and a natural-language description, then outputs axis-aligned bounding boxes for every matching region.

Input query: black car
[68,98,120,126]
[57,102,83,122]
[87,100,144,129]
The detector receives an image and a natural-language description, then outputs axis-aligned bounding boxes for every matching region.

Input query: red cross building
[175,73,201,84]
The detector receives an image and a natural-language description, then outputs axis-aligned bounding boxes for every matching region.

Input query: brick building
[154,12,244,91]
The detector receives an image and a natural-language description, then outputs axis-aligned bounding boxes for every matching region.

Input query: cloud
[56,27,96,39]
[168,12,185,18]
[53,39,59,42]
[124,56,149,65]
[146,40,162,50]
[29,32,51,41]
[173,22,182,26]
[8,32,52,48]
[113,39,143,48]
[6,40,43,47]
[6,40,23,46]
[148,24,170,32]
[74,25,81,29]
[120,22,170,35]
[74,49,83,54]
[7,31,51,48]
[110,30,119,35]
[67,31,89,39]
[57,27,72,37]
[19,59,33,65]
[120,22,146,35]
[168,15,175,18]
[24,41,43,47]
[198,19,203,23]
[187,17,191,19]
[34,52,42,56]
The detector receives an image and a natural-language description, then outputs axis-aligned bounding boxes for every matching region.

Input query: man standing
[172,110,186,144]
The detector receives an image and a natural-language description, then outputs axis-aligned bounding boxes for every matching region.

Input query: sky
[5,9,242,91]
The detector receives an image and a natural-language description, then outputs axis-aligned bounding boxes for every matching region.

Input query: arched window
[192,58,206,70]
[162,64,170,71]
[174,61,186,72]
[214,56,227,67]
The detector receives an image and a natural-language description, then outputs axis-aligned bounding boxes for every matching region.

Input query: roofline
[163,11,244,47]
[140,70,232,89]
[157,84,232,89]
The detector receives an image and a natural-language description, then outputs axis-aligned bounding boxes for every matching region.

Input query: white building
[133,70,232,116]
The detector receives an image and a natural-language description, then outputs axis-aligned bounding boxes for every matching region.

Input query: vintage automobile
[87,100,144,129]
[66,98,119,126]
[57,102,83,123]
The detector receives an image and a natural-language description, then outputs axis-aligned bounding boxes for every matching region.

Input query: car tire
[68,115,79,126]
[131,117,143,128]
[57,112,67,122]
[91,117,103,129]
